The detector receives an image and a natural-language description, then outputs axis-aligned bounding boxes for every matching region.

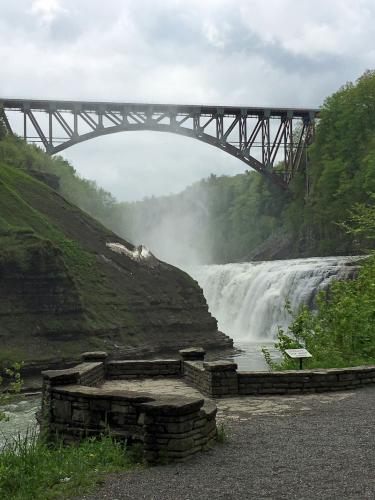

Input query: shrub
[263,255,375,370]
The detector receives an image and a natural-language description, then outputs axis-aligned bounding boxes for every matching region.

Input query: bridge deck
[0,98,319,189]
[1,98,320,118]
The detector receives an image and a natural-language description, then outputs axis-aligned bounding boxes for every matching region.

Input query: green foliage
[294,70,375,255]
[0,108,8,140]
[340,194,375,250]
[264,256,375,370]
[0,134,120,232]
[216,423,229,443]
[0,363,22,422]
[0,431,139,500]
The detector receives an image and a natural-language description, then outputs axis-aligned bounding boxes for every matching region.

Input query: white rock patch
[106,242,152,261]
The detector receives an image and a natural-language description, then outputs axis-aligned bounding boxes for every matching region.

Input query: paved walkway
[82,383,375,500]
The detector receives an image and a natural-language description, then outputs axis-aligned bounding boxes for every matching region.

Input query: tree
[0,107,8,140]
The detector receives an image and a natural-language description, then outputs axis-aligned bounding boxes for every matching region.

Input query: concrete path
[82,384,375,500]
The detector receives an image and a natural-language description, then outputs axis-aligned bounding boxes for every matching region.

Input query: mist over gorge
[117,182,213,267]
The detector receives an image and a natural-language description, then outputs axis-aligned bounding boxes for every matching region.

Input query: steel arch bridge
[0,98,319,190]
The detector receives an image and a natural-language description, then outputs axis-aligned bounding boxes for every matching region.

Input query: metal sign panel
[285,348,312,359]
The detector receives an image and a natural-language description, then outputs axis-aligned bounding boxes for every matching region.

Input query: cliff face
[0,165,232,369]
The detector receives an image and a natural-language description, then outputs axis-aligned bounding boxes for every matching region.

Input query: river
[0,395,40,449]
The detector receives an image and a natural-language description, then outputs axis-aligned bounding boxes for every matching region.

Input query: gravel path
[82,386,375,500]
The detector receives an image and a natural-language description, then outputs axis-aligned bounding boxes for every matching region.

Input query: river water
[187,256,359,370]
[0,395,40,449]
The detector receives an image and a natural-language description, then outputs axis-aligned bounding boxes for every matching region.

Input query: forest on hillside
[115,70,375,263]
[1,70,374,264]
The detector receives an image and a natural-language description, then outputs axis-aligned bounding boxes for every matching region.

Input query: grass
[0,430,140,500]
[216,423,229,443]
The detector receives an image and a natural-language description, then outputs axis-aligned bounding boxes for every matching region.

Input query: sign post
[285,348,312,370]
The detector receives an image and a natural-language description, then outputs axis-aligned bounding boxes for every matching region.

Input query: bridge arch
[1,99,319,190]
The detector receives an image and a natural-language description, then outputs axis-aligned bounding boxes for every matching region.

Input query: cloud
[202,20,231,48]
[30,0,65,24]
[239,0,375,58]
[1,0,374,200]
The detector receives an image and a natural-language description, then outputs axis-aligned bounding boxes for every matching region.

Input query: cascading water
[187,257,359,369]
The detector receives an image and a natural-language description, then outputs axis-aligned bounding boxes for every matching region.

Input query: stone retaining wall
[107,360,182,380]
[184,361,211,394]
[180,349,375,397]
[237,366,375,395]
[42,361,106,389]
[79,362,106,387]
[184,361,238,397]
[40,354,217,464]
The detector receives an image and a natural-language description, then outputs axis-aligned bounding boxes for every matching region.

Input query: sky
[1,0,375,201]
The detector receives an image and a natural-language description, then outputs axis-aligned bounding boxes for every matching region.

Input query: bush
[0,362,22,422]
[263,255,375,370]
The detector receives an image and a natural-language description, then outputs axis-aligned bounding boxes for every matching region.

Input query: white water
[188,256,358,343]
[0,395,40,449]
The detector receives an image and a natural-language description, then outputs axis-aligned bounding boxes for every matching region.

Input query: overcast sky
[1,0,375,201]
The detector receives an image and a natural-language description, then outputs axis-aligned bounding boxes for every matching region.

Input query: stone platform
[40,351,217,464]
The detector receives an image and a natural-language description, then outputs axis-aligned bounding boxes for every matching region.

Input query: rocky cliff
[0,165,232,370]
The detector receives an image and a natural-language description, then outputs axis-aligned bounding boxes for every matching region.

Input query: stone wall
[184,360,238,397]
[107,360,181,380]
[237,366,375,395]
[39,348,375,464]
[40,354,217,464]
[42,361,106,388]
[184,361,209,393]
[180,348,375,397]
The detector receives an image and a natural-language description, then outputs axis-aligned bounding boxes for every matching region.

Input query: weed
[216,423,229,443]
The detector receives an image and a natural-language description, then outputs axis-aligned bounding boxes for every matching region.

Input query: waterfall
[188,257,358,342]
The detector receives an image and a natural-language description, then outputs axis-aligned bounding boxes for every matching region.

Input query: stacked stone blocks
[107,359,181,380]
[40,352,217,464]
[237,367,375,395]
[180,348,375,397]
[40,347,375,464]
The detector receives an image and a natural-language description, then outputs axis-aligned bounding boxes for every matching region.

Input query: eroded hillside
[0,164,231,369]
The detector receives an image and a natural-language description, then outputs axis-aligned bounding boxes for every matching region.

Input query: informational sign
[285,348,312,359]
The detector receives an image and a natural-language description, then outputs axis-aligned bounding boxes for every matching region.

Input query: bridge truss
[0,99,319,189]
